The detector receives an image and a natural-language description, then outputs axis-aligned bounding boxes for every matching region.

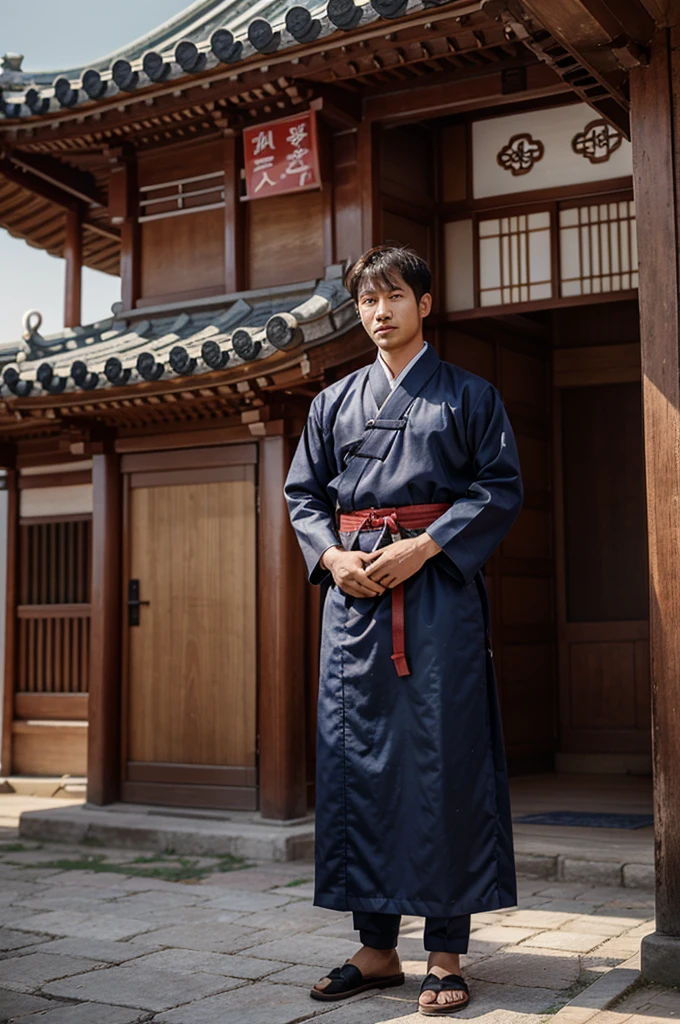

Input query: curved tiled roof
[0,266,356,399]
[0,0,475,120]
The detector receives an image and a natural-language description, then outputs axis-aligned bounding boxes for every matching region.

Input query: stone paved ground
[0,822,658,1024]
[566,981,680,1024]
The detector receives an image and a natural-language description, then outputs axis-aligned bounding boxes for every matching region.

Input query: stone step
[19,801,315,863]
[17,801,655,886]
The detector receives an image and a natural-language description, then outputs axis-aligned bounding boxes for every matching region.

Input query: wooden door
[121,445,257,809]
[556,381,651,768]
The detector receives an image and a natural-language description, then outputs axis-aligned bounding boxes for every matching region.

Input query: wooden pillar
[358,120,381,252]
[64,206,82,328]
[108,150,140,310]
[631,25,680,985]
[87,453,122,805]
[224,130,246,293]
[0,471,18,777]
[257,434,307,820]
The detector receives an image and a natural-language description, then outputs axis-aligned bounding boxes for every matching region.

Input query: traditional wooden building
[0,0,678,983]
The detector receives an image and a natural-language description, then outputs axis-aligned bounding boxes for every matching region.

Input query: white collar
[378,341,428,391]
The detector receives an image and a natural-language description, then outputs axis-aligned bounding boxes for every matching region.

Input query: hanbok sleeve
[284,395,340,584]
[426,383,523,585]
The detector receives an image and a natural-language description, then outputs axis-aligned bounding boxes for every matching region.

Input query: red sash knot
[338,503,451,678]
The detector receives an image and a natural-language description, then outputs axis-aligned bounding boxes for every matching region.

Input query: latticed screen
[478,212,553,306]
[17,518,91,695]
[559,201,638,296]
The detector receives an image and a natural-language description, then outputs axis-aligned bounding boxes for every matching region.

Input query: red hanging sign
[242,110,321,200]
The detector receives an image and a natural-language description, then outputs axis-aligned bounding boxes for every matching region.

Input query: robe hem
[312,889,518,918]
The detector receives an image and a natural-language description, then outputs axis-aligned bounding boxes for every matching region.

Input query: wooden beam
[0,157,80,212]
[87,453,122,805]
[0,472,18,776]
[4,150,106,208]
[364,62,568,123]
[358,120,380,251]
[257,435,307,820]
[224,130,246,293]
[64,207,82,329]
[108,153,139,311]
[0,158,119,243]
[630,26,680,984]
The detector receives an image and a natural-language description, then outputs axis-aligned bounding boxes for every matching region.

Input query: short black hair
[345,245,432,304]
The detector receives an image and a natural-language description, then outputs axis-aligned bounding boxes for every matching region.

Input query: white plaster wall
[472,102,633,199]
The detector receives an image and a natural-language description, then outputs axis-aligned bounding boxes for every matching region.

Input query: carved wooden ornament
[572,119,624,164]
[497,133,545,176]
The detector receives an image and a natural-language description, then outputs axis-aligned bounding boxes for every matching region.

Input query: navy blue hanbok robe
[284,342,523,917]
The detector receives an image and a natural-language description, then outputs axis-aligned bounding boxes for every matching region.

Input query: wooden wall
[247,189,325,289]
[441,319,556,773]
[379,124,436,272]
[138,140,225,304]
[552,301,650,767]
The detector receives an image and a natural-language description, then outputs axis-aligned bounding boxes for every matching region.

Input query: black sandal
[310,961,405,1001]
[419,972,469,1015]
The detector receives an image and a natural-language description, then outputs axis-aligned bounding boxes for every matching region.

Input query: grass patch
[544,978,593,1015]
[8,851,249,883]
[0,842,31,853]
[216,854,251,873]
[284,878,313,887]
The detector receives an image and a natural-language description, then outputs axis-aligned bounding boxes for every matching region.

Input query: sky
[0,2,191,345]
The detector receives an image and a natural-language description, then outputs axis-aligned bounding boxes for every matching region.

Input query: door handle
[128,579,150,627]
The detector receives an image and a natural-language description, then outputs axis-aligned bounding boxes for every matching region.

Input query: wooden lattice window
[17,518,91,695]
[478,211,553,307]
[559,200,638,297]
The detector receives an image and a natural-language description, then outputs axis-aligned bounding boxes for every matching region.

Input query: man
[284,245,523,1015]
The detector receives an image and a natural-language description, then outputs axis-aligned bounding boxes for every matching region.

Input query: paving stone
[467,950,582,988]
[586,936,641,958]
[466,925,544,944]
[232,904,342,934]
[43,964,243,1012]
[154,980,344,1023]
[234,933,360,966]
[502,910,580,928]
[92,903,242,926]
[0,952,104,993]
[8,1001,145,1024]
[131,948,289,979]
[522,931,605,953]
[0,989,57,1021]
[0,910,43,930]
[259,962,326,987]
[623,921,655,939]
[537,900,600,915]
[130,922,269,954]
[268,884,316,899]
[0,929,48,953]
[202,890,294,912]
[10,910,159,941]
[560,917,636,935]
[198,869,310,891]
[12,937,151,965]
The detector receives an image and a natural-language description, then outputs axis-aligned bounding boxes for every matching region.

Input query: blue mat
[514,811,654,830]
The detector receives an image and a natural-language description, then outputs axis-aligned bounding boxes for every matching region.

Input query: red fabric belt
[338,503,450,679]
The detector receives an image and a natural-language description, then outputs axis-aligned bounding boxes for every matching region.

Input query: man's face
[356,271,432,354]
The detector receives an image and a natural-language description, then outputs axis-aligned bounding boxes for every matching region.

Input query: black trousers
[353,911,471,954]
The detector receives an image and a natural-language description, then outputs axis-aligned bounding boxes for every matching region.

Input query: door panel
[123,465,257,808]
[558,382,650,758]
